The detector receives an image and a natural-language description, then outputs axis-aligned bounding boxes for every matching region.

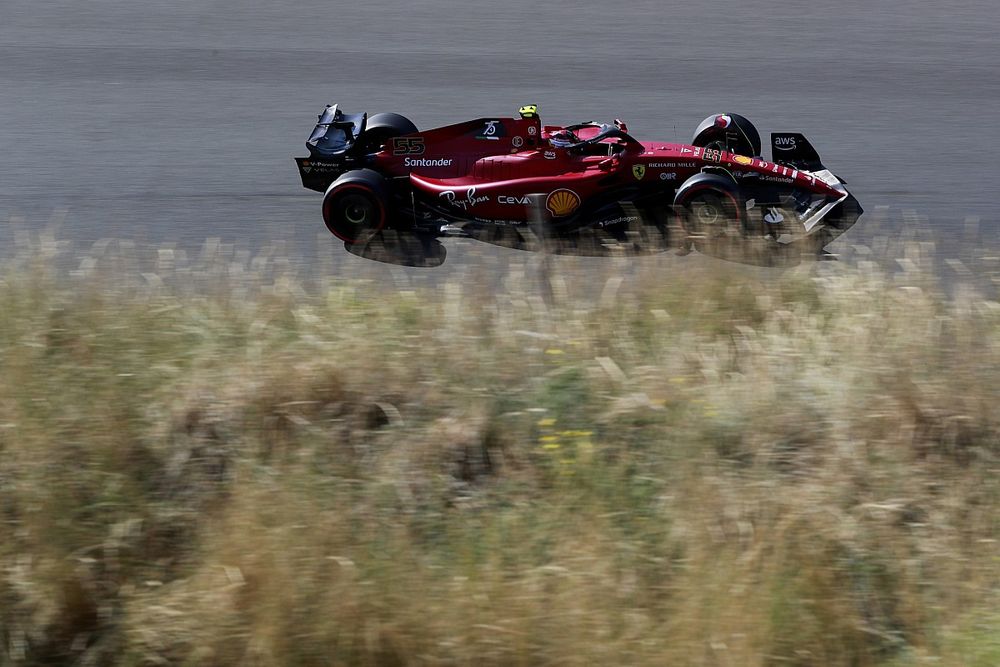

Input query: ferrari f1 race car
[294,104,862,267]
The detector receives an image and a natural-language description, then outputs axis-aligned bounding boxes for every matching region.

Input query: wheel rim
[324,186,385,243]
[693,198,723,226]
[342,194,374,226]
[687,192,731,237]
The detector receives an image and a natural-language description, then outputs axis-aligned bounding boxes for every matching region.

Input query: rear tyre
[322,169,389,243]
[354,113,418,154]
[692,113,762,157]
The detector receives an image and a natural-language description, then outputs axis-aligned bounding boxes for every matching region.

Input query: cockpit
[542,121,641,157]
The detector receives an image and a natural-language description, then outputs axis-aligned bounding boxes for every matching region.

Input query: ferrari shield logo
[632,164,646,180]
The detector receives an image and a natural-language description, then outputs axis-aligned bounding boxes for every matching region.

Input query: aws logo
[773,135,798,151]
[545,189,581,217]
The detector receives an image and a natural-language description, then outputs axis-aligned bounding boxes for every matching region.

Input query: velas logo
[732,155,753,166]
[545,189,581,217]
[632,164,646,180]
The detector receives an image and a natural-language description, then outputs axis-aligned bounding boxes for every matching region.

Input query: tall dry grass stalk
[0,231,998,665]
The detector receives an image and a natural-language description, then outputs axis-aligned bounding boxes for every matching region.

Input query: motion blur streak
[1,234,999,664]
[1,2,999,665]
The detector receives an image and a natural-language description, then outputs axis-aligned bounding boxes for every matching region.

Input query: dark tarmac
[2,0,998,275]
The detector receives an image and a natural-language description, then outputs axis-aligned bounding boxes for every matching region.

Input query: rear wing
[306,104,367,157]
[771,133,824,171]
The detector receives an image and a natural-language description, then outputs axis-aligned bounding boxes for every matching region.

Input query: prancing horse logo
[632,164,646,180]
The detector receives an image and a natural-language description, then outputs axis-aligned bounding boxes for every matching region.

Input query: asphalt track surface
[2,0,999,277]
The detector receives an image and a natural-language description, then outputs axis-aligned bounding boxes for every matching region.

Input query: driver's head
[548,129,577,148]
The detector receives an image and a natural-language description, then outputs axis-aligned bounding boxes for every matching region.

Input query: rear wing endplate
[307,104,367,157]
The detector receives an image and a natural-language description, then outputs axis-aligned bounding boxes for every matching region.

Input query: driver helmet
[548,129,577,148]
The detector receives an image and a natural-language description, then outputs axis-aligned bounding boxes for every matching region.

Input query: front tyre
[322,169,389,244]
[674,175,745,242]
[686,191,735,237]
[692,113,762,157]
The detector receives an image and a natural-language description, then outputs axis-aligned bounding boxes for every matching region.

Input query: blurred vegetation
[1,233,999,666]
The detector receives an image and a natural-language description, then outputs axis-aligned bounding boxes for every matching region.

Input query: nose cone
[801,171,848,198]
[725,153,846,197]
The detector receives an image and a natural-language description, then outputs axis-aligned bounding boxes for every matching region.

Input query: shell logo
[732,154,753,166]
[546,189,581,217]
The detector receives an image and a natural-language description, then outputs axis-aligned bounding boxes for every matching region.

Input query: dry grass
[1,231,999,666]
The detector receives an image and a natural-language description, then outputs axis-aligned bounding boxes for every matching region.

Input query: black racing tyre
[322,169,390,244]
[679,187,743,241]
[684,188,739,238]
[354,113,419,154]
[692,113,762,157]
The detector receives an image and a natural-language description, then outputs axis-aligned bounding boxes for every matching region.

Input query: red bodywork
[369,115,843,226]
[296,106,863,267]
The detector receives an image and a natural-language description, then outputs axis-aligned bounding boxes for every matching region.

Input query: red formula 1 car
[295,104,862,266]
